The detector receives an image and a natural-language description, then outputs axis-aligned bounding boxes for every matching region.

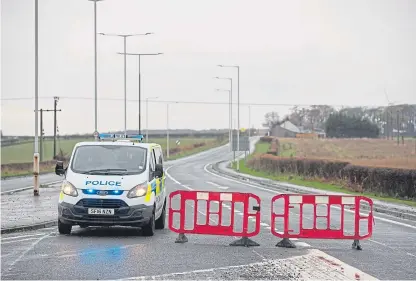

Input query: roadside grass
[232,141,416,207]
[1,162,59,179]
[167,138,228,160]
[253,141,270,155]
[1,137,226,178]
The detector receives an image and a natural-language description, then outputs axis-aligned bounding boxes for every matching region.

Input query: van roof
[74,141,161,149]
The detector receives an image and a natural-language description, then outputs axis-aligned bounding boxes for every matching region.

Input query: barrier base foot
[352,239,362,250]
[175,233,188,243]
[229,237,260,247]
[276,238,296,248]
[34,190,39,196]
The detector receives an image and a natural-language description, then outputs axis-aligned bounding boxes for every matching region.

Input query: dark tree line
[325,113,379,138]
[263,104,416,138]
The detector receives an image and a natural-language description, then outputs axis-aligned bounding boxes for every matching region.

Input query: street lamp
[214,77,233,153]
[145,96,159,142]
[218,65,240,171]
[116,52,163,135]
[99,32,153,135]
[34,0,39,196]
[215,89,232,152]
[88,0,104,140]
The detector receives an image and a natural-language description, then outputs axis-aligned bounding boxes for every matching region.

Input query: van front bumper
[58,201,153,227]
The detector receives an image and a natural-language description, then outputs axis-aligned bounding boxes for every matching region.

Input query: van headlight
[61,180,78,197]
[127,182,148,198]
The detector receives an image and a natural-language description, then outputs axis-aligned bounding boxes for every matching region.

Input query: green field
[1,137,221,164]
[1,137,226,178]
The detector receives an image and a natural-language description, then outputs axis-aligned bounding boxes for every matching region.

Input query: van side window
[158,147,164,165]
[149,149,156,179]
[154,146,163,166]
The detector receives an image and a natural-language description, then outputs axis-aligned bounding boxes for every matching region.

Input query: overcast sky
[1,0,415,135]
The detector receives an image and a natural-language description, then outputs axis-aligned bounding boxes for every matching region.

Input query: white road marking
[368,239,416,259]
[260,222,269,227]
[1,233,45,241]
[125,248,378,280]
[7,232,52,271]
[203,163,416,230]
[1,238,40,244]
[294,241,310,247]
[206,181,229,190]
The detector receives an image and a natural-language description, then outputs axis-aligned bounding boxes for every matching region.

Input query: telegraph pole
[397,110,400,145]
[53,97,62,158]
[37,107,60,161]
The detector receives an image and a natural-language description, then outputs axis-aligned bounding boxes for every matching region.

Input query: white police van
[55,133,166,236]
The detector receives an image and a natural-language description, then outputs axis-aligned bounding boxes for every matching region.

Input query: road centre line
[203,163,416,230]
[165,166,307,247]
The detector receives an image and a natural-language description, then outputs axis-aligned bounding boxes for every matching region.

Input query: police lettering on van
[55,133,167,236]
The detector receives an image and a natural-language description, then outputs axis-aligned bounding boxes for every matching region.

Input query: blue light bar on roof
[98,133,144,141]
[98,133,115,139]
[126,134,144,140]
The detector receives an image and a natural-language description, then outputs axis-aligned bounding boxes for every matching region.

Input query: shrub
[264,137,280,155]
[260,136,275,143]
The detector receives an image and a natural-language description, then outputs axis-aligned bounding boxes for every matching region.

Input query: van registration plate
[88,208,115,215]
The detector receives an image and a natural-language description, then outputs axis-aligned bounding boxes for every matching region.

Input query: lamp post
[145,96,159,142]
[214,77,233,153]
[218,65,240,171]
[88,0,104,139]
[33,0,39,196]
[116,52,163,135]
[99,32,153,135]
[215,88,231,151]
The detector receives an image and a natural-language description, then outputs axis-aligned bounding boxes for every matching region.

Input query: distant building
[270,121,301,138]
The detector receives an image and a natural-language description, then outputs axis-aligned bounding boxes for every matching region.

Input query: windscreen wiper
[82,168,128,175]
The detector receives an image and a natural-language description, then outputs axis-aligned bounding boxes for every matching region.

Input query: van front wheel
[58,220,72,235]
[142,211,155,236]
[155,201,166,230]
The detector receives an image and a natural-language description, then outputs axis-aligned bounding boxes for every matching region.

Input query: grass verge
[231,141,416,208]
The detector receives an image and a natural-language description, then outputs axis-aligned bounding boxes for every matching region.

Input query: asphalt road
[1,173,62,193]
[1,144,415,280]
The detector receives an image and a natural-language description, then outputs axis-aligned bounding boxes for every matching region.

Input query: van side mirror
[154,163,163,178]
[55,161,65,176]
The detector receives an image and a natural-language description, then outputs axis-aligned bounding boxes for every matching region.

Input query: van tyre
[155,201,166,230]
[142,211,155,236]
[58,220,72,235]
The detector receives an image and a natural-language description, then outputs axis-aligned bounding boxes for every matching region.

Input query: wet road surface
[1,144,415,280]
